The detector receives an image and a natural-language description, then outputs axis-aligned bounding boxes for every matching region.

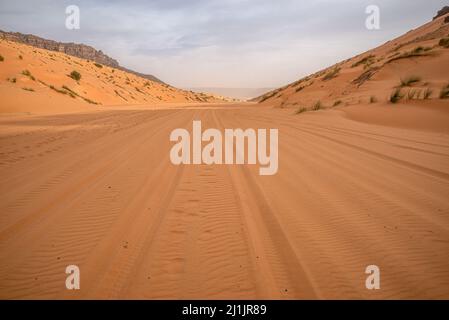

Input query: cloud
[0,0,447,87]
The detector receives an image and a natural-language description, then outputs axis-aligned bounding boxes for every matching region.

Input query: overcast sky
[0,0,446,88]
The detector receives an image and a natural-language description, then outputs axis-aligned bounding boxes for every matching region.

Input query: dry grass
[22,70,35,81]
[333,100,342,107]
[400,76,421,87]
[439,37,449,48]
[323,67,341,81]
[440,84,449,99]
[390,88,403,103]
[311,101,323,110]
[387,47,433,64]
[295,107,308,114]
[423,88,433,100]
[352,54,375,68]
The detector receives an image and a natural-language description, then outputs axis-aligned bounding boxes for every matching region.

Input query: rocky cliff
[0,30,164,84]
[433,6,449,20]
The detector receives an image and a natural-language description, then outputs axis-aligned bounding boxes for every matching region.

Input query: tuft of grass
[259,90,278,103]
[352,66,380,87]
[22,70,35,81]
[440,84,449,99]
[390,88,403,103]
[0,54,4,62]
[369,96,377,103]
[62,85,98,104]
[49,85,69,95]
[83,97,99,105]
[22,87,34,92]
[352,54,375,68]
[400,76,421,87]
[311,101,323,111]
[333,100,342,107]
[323,67,341,81]
[387,47,433,63]
[69,70,81,81]
[7,77,16,83]
[439,37,449,48]
[295,107,308,114]
[423,88,432,100]
[135,87,144,94]
[94,63,103,68]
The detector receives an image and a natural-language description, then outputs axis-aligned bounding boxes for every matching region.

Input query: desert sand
[0,101,449,299]
[1,11,449,300]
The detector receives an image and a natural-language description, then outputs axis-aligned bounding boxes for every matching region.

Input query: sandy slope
[0,102,448,299]
[255,13,449,110]
[0,39,230,114]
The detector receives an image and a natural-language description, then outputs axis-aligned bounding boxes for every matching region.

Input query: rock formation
[0,30,163,84]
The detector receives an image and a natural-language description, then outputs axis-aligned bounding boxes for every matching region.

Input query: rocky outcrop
[0,30,164,84]
[433,6,449,20]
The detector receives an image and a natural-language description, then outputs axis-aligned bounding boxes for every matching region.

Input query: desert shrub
[423,88,432,99]
[311,101,323,110]
[22,70,35,81]
[259,91,277,102]
[352,54,375,68]
[333,100,342,107]
[22,87,34,92]
[49,85,68,95]
[400,76,421,87]
[440,84,449,99]
[439,37,449,48]
[69,70,81,81]
[369,96,377,103]
[19,55,23,60]
[83,97,99,105]
[390,88,403,103]
[387,47,433,63]
[323,67,341,81]
[352,67,380,87]
[0,54,4,62]
[94,63,103,68]
[295,107,307,114]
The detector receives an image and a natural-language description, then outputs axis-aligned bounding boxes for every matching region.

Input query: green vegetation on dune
[69,70,82,81]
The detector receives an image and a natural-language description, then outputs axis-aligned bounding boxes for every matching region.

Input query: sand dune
[0,40,230,114]
[255,12,449,111]
[0,102,448,299]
